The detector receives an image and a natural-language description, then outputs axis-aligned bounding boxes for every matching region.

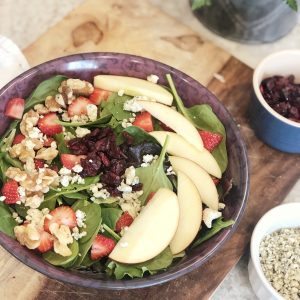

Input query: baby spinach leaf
[3,153,23,170]
[0,202,17,238]
[166,74,228,173]
[57,114,111,128]
[0,129,16,152]
[1,120,20,142]
[43,240,79,268]
[106,247,173,279]
[39,194,59,210]
[91,197,118,205]
[54,133,70,154]
[24,75,68,111]
[72,200,102,243]
[135,136,172,205]
[63,192,88,200]
[0,158,9,183]
[119,126,158,145]
[191,218,234,248]
[102,224,121,241]
[14,204,28,218]
[101,207,123,230]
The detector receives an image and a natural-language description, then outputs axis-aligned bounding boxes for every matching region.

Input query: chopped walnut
[25,208,45,229]
[34,104,49,115]
[55,94,67,108]
[9,143,35,162]
[45,96,63,112]
[6,167,27,182]
[35,147,58,161]
[50,223,73,256]
[24,192,44,208]
[59,79,94,97]
[20,110,39,137]
[14,224,41,249]
[24,158,36,173]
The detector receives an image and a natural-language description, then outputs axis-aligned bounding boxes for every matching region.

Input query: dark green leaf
[191,0,212,10]
[285,0,297,11]
[14,204,28,218]
[0,202,17,238]
[192,218,234,248]
[3,153,23,169]
[101,207,123,230]
[54,133,70,154]
[119,126,158,145]
[57,114,112,128]
[0,158,9,183]
[24,75,68,111]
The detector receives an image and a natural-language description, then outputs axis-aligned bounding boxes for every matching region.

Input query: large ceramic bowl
[0,53,249,289]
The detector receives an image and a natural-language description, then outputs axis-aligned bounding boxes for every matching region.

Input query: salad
[0,73,234,279]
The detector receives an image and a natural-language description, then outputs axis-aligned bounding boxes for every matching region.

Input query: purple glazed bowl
[0,53,249,290]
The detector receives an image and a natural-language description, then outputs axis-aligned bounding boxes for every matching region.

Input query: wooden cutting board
[1,0,300,299]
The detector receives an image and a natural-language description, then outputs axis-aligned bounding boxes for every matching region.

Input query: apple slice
[169,156,219,210]
[94,75,173,106]
[109,188,179,264]
[150,131,221,178]
[136,101,204,151]
[170,171,202,254]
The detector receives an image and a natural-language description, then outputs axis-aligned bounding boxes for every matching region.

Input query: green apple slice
[150,131,221,178]
[136,101,204,151]
[170,171,202,254]
[94,75,173,106]
[109,188,179,264]
[169,156,219,210]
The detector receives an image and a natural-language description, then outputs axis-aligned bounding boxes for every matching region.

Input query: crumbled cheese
[59,167,72,176]
[147,74,159,84]
[61,112,71,122]
[90,183,110,199]
[119,190,143,218]
[72,227,87,240]
[71,174,85,185]
[28,127,43,140]
[75,210,86,228]
[17,186,26,197]
[118,89,125,96]
[70,114,89,124]
[12,212,23,224]
[86,104,98,121]
[63,131,75,141]
[121,119,133,128]
[0,196,6,202]
[117,181,132,193]
[166,166,175,176]
[218,203,226,210]
[123,99,143,113]
[72,164,83,173]
[124,166,139,185]
[260,228,300,300]
[24,139,36,150]
[60,175,71,187]
[141,154,158,167]
[75,127,91,138]
[202,208,222,228]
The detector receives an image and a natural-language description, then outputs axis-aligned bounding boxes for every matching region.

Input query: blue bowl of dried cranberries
[251,50,300,153]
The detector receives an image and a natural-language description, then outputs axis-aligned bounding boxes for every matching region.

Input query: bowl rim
[253,49,300,129]
[0,52,250,289]
[250,202,300,298]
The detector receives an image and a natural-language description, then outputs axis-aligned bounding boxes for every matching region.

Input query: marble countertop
[0,0,299,299]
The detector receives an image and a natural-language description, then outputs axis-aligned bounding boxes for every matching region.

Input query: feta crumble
[202,208,222,228]
[75,127,91,138]
[90,183,110,199]
[147,74,159,84]
[117,181,132,193]
[118,89,125,96]
[121,119,133,128]
[123,99,143,113]
[75,210,86,228]
[86,104,98,121]
[72,164,83,173]
[124,166,139,185]
[166,166,175,176]
[141,154,158,167]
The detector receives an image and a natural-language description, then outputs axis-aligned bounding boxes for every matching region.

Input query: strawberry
[34,159,45,169]
[60,154,86,170]
[50,165,59,173]
[1,180,20,204]
[44,206,77,233]
[44,137,55,147]
[89,88,111,105]
[133,112,153,132]
[4,98,25,119]
[37,113,63,136]
[90,234,116,260]
[67,97,91,117]
[115,211,134,232]
[199,130,223,152]
[12,134,25,145]
[146,191,156,204]
[37,230,54,253]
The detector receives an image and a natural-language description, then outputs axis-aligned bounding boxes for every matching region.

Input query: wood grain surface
[1,0,300,299]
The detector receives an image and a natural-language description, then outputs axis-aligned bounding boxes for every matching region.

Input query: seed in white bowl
[259,228,300,300]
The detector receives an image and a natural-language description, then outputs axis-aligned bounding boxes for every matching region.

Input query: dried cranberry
[110,159,127,175]
[101,172,122,186]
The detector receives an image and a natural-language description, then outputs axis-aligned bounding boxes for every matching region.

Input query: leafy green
[192,218,234,248]
[191,0,212,10]
[285,0,298,11]
[43,240,79,268]
[101,207,123,230]
[91,197,118,205]
[118,126,158,145]
[166,74,228,173]
[136,136,172,205]
[1,120,20,142]
[0,129,16,151]
[102,224,121,241]
[14,204,28,218]
[3,153,23,169]
[54,133,70,154]
[0,157,9,183]
[57,114,111,128]
[0,202,17,237]
[106,247,173,279]
[24,75,67,111]
[63,192,88,200]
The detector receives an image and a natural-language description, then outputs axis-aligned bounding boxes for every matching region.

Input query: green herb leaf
[24,75,68,111]
[136,136,172,205]
[192,218,234,248]
[191,0,212,10]
[106,247,173,279]
[54,133,70,154]
[0,202,17,238]
[102,223,121,241]
[285,0,298,11]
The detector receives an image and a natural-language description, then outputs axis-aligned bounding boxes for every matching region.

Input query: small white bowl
[248,203,300,300]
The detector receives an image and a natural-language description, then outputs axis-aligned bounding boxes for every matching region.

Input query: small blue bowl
[250,50,300,153]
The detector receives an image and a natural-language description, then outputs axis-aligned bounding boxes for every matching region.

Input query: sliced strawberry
[44,206,77,233]
[12,134,25,145]
[4,98,25,119]
[133,112,153,132]
[89,88,111,105]
[44,137,55,147]
[68,97,91,117]
[146,191,156,204]
[1,180,20,204]
[212,177,220,185]
[50,165,59,173]
[34,159,45,169]
[60,154,86,170]
[90,234,116,260]
[199,130,223,152]
[37,113,63,136]
[37,230,54,253]
[115,211,134,232]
